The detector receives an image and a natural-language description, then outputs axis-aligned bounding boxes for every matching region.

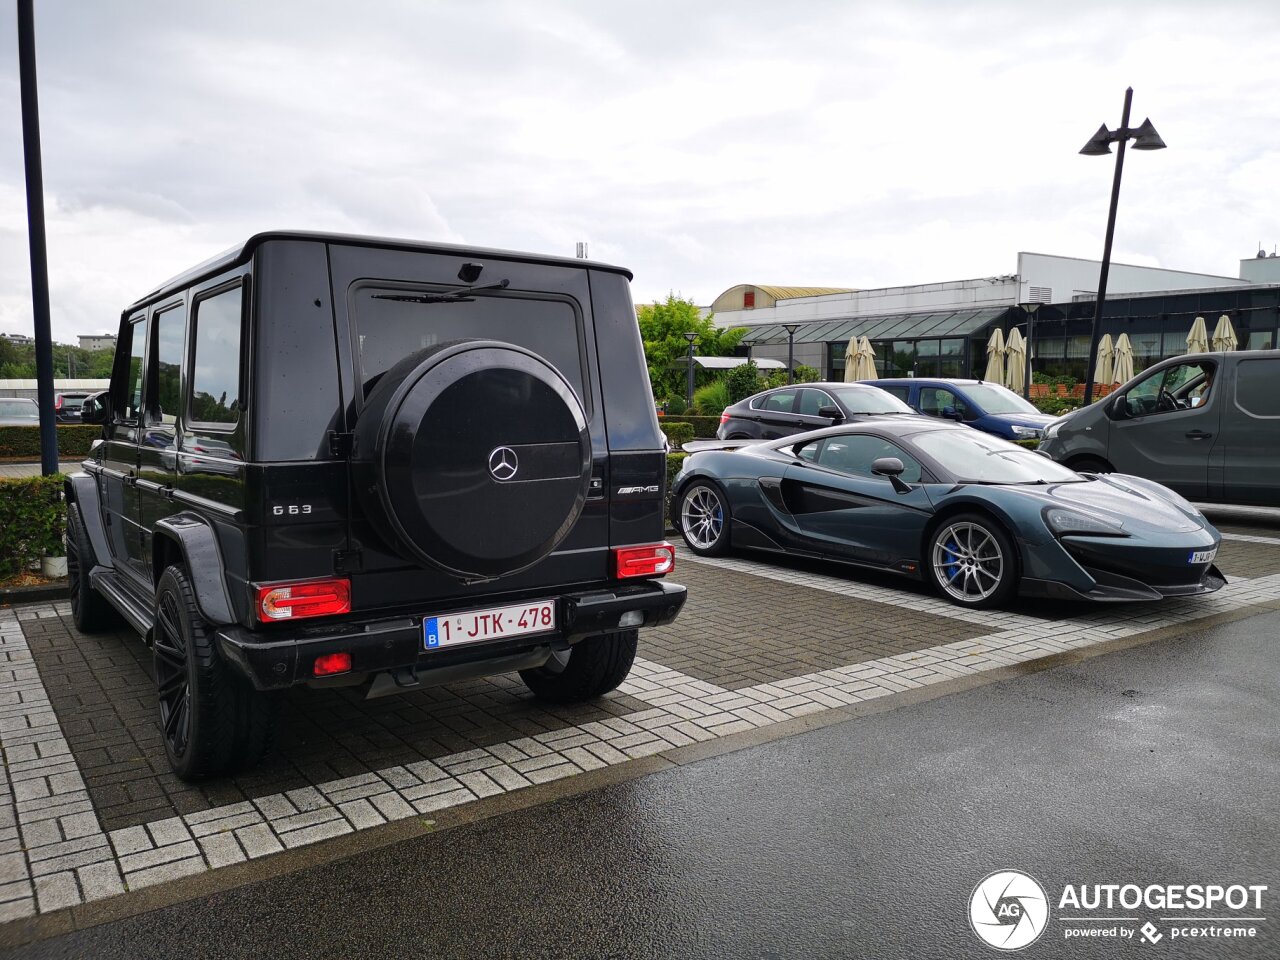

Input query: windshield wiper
[373,279,510,304]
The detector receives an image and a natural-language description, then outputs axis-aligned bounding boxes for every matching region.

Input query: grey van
[1039,350,1280,505]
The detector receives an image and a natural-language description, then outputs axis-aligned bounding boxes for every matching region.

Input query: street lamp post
[783,324,798,385]
[683,332,698,407]
[1078,87,1166,405]
[741,339,755,363]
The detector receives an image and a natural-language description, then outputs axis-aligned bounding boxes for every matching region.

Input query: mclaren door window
[1122,361,1215,418]
[189,285,243,426]
[352,285,586,404]
[811,435,923,483]
[148,303,187,447]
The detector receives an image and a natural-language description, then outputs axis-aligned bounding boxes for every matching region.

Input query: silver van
[1039,350,1280,506]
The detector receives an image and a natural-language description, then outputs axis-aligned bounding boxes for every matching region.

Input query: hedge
[0,425,100,460]
[0,475,65,577]
[661,415,721,438]
[660,421,695,448]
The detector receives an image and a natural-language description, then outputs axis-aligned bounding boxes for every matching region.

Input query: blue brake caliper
[944,539,961,584]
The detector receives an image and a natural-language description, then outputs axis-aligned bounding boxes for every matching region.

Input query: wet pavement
[6,609,1277,960]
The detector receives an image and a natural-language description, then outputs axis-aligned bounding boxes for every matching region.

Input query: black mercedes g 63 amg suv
[68,232,686,780]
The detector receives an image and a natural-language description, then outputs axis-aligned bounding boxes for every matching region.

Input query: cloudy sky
[1,0,1278,343]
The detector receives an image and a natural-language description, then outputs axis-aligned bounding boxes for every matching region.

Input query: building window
[743,291,756,309]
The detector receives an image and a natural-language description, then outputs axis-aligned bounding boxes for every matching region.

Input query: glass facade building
[739,286,1280,382]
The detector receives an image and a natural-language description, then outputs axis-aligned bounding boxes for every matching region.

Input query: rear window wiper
[373,279,510,304]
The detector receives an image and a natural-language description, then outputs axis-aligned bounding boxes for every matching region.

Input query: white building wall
[1015,252,1245,304]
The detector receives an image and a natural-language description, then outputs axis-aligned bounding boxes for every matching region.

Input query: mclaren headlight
[1044,508,1128,538]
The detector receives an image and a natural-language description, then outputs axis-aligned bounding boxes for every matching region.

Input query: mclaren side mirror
[817,404,843,421]
[78,391,111,425]
[872,456,913,495]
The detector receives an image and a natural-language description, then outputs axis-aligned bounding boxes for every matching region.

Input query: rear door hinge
[328,431,354,458]
[334,549,364,574]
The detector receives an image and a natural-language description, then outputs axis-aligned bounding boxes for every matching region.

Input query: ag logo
[969,870,1050,951]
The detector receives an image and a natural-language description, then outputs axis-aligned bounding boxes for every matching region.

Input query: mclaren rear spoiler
[681,439,762,454]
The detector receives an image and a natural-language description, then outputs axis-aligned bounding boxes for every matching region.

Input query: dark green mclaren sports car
[671,419,1225,609]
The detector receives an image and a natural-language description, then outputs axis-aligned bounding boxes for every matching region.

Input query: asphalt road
[8,611,1278,960]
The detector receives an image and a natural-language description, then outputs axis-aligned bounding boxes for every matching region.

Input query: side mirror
[942,405,963,421]
[872,456,913,494]
[1106,397,1127,421]
[817,404,843,421]
[78,391,110,425]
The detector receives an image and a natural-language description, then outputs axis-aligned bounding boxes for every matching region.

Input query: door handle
[1185,431,1213,440]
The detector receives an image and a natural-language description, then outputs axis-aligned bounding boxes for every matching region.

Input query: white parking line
[1219,531,1280,547]
[3,571,1280,921]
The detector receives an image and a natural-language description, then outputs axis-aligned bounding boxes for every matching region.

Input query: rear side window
[879,385,910,402]
[1235,358,1280,417]
[189,285,243,425]
[759,390,797,413]
[352,285,586,402]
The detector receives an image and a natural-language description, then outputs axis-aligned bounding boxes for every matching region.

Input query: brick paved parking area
[3,518,1280,922]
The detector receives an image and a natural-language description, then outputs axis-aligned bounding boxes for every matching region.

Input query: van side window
[1235,358,1280,417]
[1122,361,1215,418]
[189,285,243,425]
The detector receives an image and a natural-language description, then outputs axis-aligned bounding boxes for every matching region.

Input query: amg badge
[617,485,660,495]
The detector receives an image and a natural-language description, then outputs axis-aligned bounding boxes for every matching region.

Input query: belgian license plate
[1189,548,1217,565]
[423,600,556,650]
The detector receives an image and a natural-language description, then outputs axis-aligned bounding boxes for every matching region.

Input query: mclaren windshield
[914,429,1084,484]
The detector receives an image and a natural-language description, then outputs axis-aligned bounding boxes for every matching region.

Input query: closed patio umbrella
[1112,332,1135,385]
[984,328,1006,385]
[856,336,878,379]
[1004,328,1026,395]
[1212,314,1238,351]
[1186,316,1209,354]
[1095,333,1114,385]
[843,335,859,382]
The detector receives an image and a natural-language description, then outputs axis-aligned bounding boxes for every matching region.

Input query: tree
[725,360,764,403]
[636,294,746,401]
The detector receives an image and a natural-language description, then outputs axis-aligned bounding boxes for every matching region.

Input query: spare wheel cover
[369,340,590,579]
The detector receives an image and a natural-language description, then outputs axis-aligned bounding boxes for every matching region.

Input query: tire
[153,565,277,780]
[676,481,730,556]
[519,630,638,703]
[353,339,591,580]
[925,513,1018,610]
[65,503,119,632]
[1068,456,1112,475]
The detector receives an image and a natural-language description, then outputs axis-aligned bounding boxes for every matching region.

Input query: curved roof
[710,283,856,314]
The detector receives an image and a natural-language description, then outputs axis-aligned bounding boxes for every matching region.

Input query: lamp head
[1079,124,1114,156]
[1130,118,1166,150]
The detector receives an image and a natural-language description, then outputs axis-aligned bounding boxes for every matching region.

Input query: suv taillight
[614,543,675,579]
[55,395,63,410]
[256,578,351,622]
[719,412,730,424]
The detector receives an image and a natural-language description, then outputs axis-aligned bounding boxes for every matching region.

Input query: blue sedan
[671,418,1225,609]
[864,378,1054,441]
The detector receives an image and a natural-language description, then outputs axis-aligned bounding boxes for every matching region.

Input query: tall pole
[784,325,798,385]
[17,0,59,475]
[684,333,697,408]
[1082,87,1132,407]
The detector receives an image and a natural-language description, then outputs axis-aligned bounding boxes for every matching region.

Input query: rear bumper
[216,579,687,691]
[1021,564,1227,602]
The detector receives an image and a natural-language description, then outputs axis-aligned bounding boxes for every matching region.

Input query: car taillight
[55,395,63,410]
[256,578,351,622]
[719,412,730,424]
[313,652,352,677]
[614,543,675,579]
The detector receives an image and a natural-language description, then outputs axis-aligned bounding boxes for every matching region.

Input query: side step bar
[88,567,155,637]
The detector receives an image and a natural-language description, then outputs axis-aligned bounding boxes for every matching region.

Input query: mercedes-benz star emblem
[488,446,519,481]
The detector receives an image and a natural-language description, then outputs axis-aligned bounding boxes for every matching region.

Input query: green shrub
[1032,397,1076,416]
[1014,439,1041,449]
[0,475,65,576]
[764,371,789,389]
[663,396,687,416]
[679,416,722,438]
[0,425,100,460]
[793,364,821,384]
[660,422,695,449]
[725,361,764,403]
[665,453,687,524]
[692,380,731,417]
